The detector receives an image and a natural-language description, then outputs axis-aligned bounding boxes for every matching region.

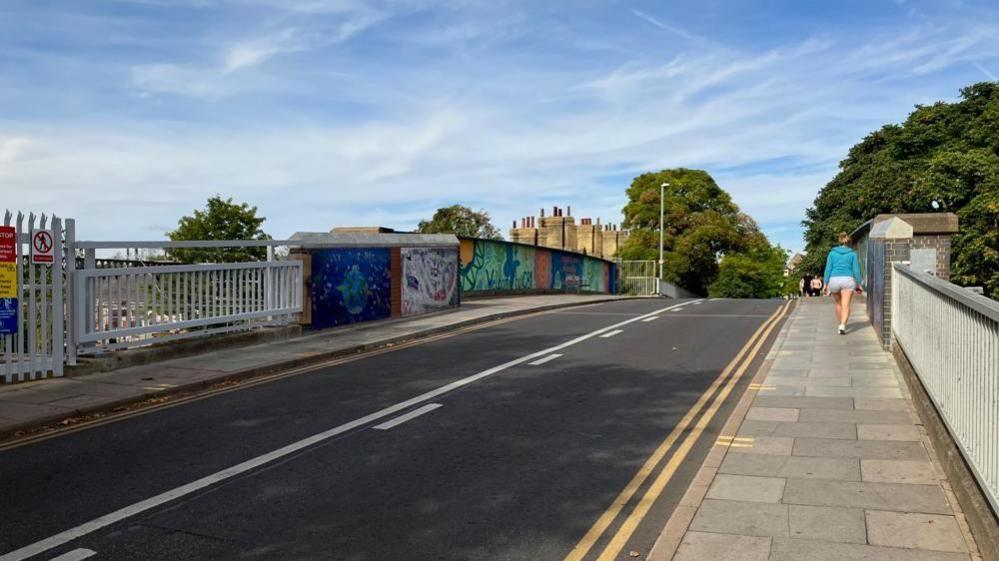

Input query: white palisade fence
[892,264,999,513]
[1,211,66,383]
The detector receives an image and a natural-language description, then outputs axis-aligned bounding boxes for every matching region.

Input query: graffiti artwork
[402,248,459,316]
[459,239,615,295]
[460,240,536,292]
[311,248,392,329]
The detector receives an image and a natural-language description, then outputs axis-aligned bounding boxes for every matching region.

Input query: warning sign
[0,226,14,263]
[0,226,16,333]
[31,229,54,265]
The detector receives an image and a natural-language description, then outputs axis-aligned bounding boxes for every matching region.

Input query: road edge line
[560,301,786,561]
[644,300,795,561]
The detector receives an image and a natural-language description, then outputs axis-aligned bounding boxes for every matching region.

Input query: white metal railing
[74,261,302,352]
[618,260,658,296]
[892,264,999,512]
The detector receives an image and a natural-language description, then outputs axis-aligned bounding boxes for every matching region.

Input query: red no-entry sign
[31,229,54,265]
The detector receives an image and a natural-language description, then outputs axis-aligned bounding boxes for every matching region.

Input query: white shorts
[828,276,856,293]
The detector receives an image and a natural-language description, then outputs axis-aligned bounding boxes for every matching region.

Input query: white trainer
[838,324,846,335]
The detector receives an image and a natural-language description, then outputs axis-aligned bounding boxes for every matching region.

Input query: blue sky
[3,0,999,252]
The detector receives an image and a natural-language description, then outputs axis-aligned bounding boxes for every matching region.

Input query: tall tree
[802,82,999,297]
[417,205,502,239]
[167,195,271,263]
[619,168,770,294]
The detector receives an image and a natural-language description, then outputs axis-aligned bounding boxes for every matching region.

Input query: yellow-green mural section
[459,239,615,294]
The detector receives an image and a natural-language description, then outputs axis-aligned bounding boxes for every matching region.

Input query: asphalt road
[0,297,785,561]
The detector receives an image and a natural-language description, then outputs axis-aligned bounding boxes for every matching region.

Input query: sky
[3,0,999,253]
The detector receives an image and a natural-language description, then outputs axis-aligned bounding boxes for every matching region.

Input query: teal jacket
[823,245,862,285]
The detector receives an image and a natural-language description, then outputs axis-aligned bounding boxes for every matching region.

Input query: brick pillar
[390,247,402,318]
[868,217,913,349]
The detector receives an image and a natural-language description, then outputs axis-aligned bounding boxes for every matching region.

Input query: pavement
[652,297,984,561]
[0,297,785,561]
[0,294,631,437]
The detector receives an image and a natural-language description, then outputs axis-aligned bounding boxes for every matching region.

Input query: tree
[619,168,771,294]
[166,195,272,263]
[709,245,792,298]
[417,205,502,239]
[802,82,999,297]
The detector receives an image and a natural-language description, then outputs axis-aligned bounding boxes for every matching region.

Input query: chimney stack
[567,205,571,217]
[540,208,545,218]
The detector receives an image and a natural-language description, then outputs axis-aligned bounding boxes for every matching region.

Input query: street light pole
[659,182,669,295]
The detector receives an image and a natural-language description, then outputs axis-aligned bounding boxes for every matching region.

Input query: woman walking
[823,232,863,334]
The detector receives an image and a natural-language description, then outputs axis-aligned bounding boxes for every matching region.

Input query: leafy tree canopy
[417,205,502,240]
[802,82,999,296]
[166,195,271,263]
[619,168,773,294]
[709,244,794,299]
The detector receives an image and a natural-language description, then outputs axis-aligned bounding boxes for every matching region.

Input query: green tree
[802,82,999,297]
[166,195,271,263]
[619,168,770,294]
[417,205,502,239]
[709,245,791,298]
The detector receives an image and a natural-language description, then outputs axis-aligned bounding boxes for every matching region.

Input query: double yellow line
[563,301,791,561]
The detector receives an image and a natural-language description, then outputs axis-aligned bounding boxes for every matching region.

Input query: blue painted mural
[311,248,392,329]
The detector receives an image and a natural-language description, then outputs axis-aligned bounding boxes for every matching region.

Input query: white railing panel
[74,261,302,353]
[892,264,999,513]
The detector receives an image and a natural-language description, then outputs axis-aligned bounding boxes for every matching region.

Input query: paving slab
[782,478,952,514]
[753,395,854,410]
[853,397,908,411]
[866,510,968,553]
[739,420,856,440]
[745,406,799,422]
[861,459,938,485]
[732,435,794,455]
[705,474,786,503]
[689,499,789,537]
[674,531,771,561]
[797,408,911,424]
[770,538,971,561]
[857,423,922,441]
[792,437,928,460]
[788,505,866,543]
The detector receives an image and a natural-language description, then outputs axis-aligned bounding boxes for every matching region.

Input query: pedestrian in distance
[823,232,864,334]
[809,276,823,297]
[800,274,811,297]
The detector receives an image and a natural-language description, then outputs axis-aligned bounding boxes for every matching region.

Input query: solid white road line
[671,308,684,312]
[641,316,660,322]
[48,550,96,561]
[599,330,623,338]
[0,298,702,561]
[528,354,563,366]
[372,404,442,430]
[692,301,702,305]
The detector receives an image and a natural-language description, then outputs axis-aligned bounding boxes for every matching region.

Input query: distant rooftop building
[508,206,628,259]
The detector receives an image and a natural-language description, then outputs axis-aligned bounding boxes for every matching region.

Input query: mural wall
[401,247,459,316]
[459,238,616,295]
[311,248,392,329]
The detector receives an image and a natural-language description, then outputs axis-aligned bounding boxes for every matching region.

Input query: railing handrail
[76,260,301,277]
[893,264,999,322]
[73,240,299,249]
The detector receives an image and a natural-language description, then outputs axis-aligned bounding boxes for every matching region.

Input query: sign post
[31,229,54,265]
[0,225,17,334]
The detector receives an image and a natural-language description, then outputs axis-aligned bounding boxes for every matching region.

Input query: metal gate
[1,211,69,382]
[617,260,658,296]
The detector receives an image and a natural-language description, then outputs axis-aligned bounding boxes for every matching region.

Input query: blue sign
[0,298,17,334]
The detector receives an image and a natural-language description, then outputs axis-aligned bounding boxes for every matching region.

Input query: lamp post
[659,181,669,294]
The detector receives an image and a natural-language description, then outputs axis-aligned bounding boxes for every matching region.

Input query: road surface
[0,298,786,561]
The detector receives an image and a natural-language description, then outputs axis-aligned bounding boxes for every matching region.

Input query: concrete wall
[458,238,616,295]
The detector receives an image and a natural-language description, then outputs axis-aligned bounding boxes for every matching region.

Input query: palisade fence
[1,212,66,383]
[892,264,999,513]
[617,260,658,296]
